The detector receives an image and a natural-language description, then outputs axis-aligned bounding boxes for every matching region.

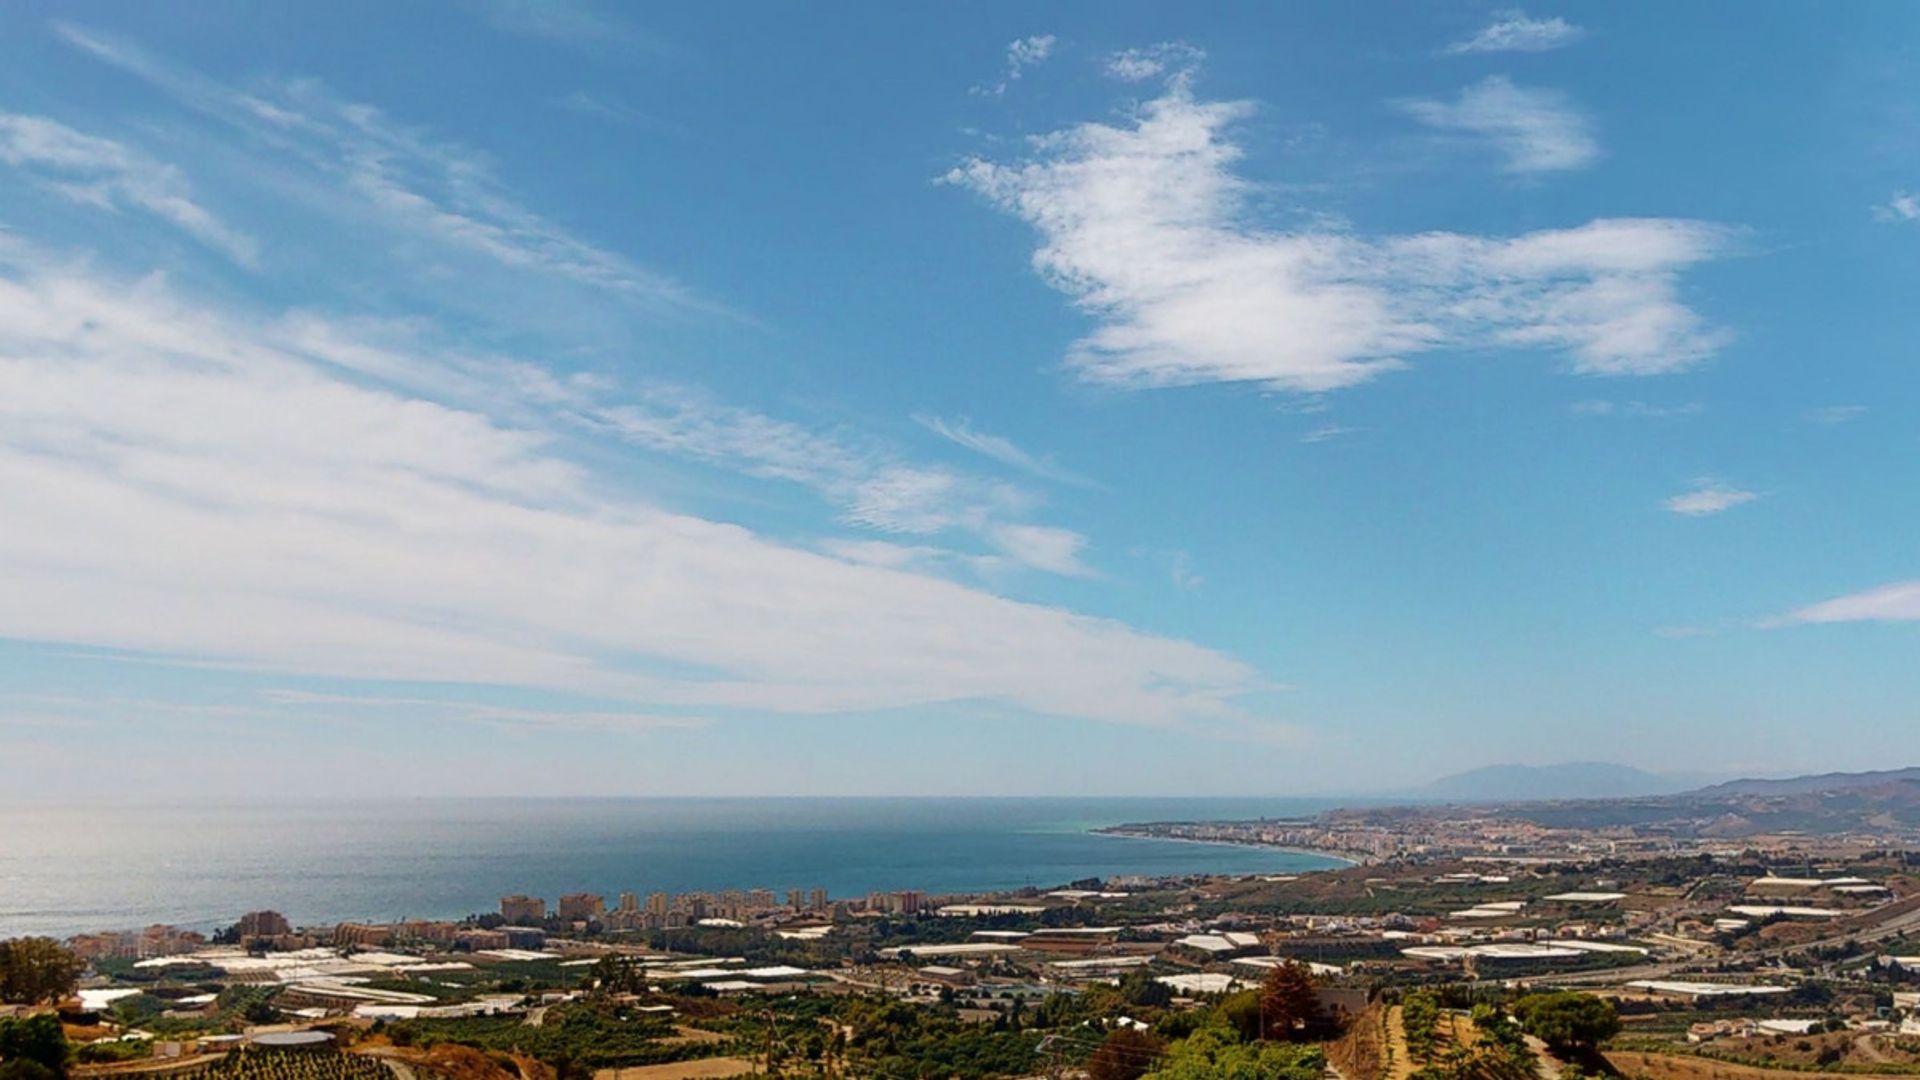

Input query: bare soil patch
[593,1058,756,1080]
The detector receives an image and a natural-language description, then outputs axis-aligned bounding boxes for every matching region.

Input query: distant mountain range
[1417,762,1712,802]
[1365,763,1920,838]
[1693,766,1920,797]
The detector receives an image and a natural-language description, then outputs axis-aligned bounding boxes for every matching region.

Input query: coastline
[2,800,1353,939]
[1091,824,1371,868]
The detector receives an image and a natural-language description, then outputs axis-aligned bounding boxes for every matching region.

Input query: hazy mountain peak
[1421,761,1697,802]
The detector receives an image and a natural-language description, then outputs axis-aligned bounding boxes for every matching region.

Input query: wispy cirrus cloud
[1664,478,1758,516]
[0,112,258,266]
[915,414,1096,487]
[10,21,1095,584]
[1299,423,1358,444]
[1806,404,1867,424]
[0,253,1258,729]
[583,388,1092,573]
[52,21,709,314]
[469,0,664,55]
[1572,399,1704,418]
[1443,11,1585,55]
[259,689,707,733]
[1774,581,1920,625]
[948,82,1732,393]
[552,90,653,128]
[1167,550,1203,590]
[1402,76,1598,174]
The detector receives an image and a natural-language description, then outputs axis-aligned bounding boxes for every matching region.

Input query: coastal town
[8,770,1920,1080]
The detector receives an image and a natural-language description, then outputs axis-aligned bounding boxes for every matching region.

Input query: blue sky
[2,1,1918,798]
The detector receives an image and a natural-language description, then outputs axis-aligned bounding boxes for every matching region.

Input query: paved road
[75,1053,232,1077]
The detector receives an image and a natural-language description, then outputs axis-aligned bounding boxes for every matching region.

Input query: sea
[0,797,1349,938]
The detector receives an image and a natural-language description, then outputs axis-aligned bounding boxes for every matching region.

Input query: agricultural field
[1607,1032,1920,1076]
[1608,1048,1920,1080]
[168,1050,392,1080]
[390,1004,722,1070]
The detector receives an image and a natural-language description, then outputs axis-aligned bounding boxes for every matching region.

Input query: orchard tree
[0,939,82,1006]
[1512,992,1621,1054]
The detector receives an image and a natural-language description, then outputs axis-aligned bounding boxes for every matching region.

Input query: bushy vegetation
[0,1014,71,1080]
[1511,992,1621,1054]
[1140,1024,1323,1080]
[74,1038,155,1064]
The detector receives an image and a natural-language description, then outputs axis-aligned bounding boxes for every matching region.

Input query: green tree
[1218,991,1263,1043]
[1257,961,1329,1041]
[1511,992,1620,1054]
[0,1014,71,1079]
[0,1062,59,1080]
[1086,1027,1165,1080]
[1143,1024,1324,1080]
[0,940,83,1006]
[1120,969,1174,1009]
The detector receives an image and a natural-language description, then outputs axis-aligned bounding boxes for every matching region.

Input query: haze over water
[0,797,1347,938]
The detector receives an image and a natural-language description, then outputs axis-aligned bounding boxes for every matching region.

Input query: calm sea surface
[0,797,1346,937]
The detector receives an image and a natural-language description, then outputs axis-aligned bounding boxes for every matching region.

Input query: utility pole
[762,1008,780,1078]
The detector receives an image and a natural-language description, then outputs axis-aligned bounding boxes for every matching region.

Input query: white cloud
[1875,191,1920,223]
[1444,11,1586,55]
[1299,423,1357,443]
[1104,42,1206,83]
[1806,404,1867,424]
[469,0,660,54]
[987,523,1096,578]
[844,463,1028,535]
[975,34,1057,96]
[1008,35,1056,70]
[259,690,706,732]
[590,390,1089,572]
[948,85,1731,393]
[0,112,258,266]
[1664,478,1758,516]
[553,90,651,127]
[1571,399,1703,418]
[0,257,1259,729]
[1776,581,1920,624]
[915,414,1095,486]
[819,538,975,573]
[1402,76,1598,174]
[1168,550,1202,590]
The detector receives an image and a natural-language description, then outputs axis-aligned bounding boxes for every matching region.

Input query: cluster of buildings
[66,924,208,961]
[1109,814,1708,863]
[495,885,848,931]
[487,886,946,931]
